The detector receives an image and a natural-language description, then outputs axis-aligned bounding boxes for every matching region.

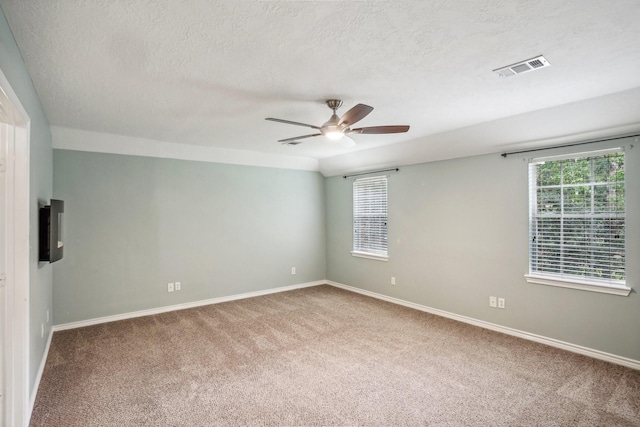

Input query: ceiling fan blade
[278,133,322,143]
[350,125,410,134]
[338,104,373,127]
[266,118,321,130]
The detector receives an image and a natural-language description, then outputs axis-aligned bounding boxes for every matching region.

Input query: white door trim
[0,68,31,427]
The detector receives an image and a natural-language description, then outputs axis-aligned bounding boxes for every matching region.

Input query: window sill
[351,251,388,262]
[525,274,631,296]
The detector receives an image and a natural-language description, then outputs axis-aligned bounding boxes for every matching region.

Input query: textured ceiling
[2,0,640,173]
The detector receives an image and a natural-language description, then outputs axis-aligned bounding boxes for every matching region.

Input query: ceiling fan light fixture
[321,112,345,140]
[325,130,344,140]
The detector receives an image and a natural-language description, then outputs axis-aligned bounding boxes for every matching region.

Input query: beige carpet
[30,285,640,426]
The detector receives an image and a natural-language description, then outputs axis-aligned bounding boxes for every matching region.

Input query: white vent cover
[493,55,550,78]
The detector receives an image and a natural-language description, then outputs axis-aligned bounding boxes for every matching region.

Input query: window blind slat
[528,151,626,285]
[353,176,388,257]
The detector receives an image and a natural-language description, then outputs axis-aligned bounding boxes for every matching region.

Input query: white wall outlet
[498,298,505,309]
[168,282,175,292]
[175,281,181,291]
[489,296,497,308]
[291,267,296,275]
[41,323,44,338]
[391,277,396,285]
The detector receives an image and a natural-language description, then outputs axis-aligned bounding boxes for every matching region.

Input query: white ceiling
[2,0,640,175]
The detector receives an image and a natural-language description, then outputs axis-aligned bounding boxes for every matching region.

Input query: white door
[0,76,30,427]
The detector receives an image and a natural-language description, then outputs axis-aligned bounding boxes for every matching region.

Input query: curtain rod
[343,168,399,179]
[501,133,640,158]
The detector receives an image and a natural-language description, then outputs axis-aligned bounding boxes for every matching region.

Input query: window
[526,148,630,296]
[352,175,388,260]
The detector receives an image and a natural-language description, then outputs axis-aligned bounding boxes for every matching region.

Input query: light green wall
[0,7,54,397]
[53,150,326,324]
[54,137,640,362]
[326,137,640,361]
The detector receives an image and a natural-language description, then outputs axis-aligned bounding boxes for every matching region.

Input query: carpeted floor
[30,285,640,426]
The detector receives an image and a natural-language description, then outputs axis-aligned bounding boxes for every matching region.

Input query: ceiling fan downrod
[322,100,345,140]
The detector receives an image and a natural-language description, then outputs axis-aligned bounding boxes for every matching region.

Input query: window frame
[351,175,389,261]
[525,147,631,296]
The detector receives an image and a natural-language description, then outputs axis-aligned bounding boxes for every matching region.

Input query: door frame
[0,67,31,427]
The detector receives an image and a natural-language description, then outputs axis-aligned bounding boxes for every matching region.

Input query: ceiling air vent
[493,55,550,78]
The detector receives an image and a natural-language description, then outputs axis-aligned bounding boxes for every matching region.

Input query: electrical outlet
[498,298,505,309]
[391,277,396,285]
[168,282,175,292]
[489,296,497,308]
[291,267,296,275]
[175,282,181,291]
[41,323,44,338]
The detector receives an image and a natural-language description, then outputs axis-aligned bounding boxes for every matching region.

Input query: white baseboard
[53,280,325,332]
[29,326,54,420]
[326,281,640,371]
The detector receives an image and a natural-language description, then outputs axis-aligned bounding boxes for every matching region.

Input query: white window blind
[528,148,625,288]
[353,175,388,258]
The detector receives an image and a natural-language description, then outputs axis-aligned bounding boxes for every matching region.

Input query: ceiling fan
[265,99,410,146]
